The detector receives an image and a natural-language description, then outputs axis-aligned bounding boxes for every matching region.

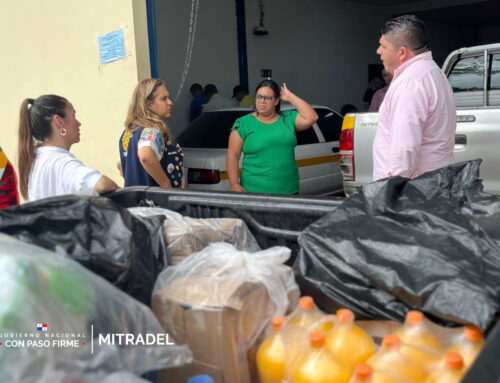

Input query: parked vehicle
[0,146,19,209]
[177,105,345,196]
[339,43,500,195]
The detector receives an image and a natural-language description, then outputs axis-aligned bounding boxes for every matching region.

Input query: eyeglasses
[256,94,274,102]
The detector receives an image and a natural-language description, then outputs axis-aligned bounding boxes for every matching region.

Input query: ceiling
[411,1,500,27]
[351,0,429,5]
[349,0,500,27]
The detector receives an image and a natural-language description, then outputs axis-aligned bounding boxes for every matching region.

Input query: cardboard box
[164,218,252,265]
[152,273,272,383]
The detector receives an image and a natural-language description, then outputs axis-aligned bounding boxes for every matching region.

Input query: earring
[60,128,67,136]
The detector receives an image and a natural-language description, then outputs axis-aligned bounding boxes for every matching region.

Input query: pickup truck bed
[107,186,498,383]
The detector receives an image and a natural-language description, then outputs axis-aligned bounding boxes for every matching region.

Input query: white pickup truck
[339,43,500,195]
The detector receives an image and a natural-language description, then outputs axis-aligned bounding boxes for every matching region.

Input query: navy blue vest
[119,127,183,188]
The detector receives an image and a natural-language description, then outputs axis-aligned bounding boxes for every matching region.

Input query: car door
[314,108,344,194]
[295,108,342,195]
[447,49,500,194]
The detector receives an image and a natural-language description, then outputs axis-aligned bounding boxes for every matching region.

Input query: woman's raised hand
[280,82,294,102]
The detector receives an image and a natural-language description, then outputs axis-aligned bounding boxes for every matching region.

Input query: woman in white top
[18,95,119,201]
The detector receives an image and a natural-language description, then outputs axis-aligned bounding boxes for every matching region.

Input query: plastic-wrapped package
[152,243,299,383]
[291,332,350,383]
[394,311,444,374]
[128,206,261,264]
[325,309,376,373]
[0,195,168,306]
[295,160,500,330]
[0,233,191,383]
[288,296,334,332]
[447,325,485,370]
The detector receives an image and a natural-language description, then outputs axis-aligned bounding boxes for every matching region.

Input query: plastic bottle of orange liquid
[257,317,286,383]
[325,309,376,373]
[292,331,351,383]
[348,363,402,383]
[367,334,427,383]
[447,324,484,370]
[348,363,375,383]
[288,296,333,332]
[425,352,465,383]
[395,311,443,373]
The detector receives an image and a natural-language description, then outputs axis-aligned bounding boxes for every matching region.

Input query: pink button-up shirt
[372,51,456,181]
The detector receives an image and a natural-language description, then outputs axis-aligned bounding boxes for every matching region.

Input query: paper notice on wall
[98,29,126,64]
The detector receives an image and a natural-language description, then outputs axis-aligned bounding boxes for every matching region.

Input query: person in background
[340,104,358,116]
[226,80,318,194]
[363,76,384,109]
[373,15,456,181]
[369,69,393,111]
[18,95,119,201]
[232,85,255,106]
[202,84,237,112]
[119,79,184,188]
[189,83,207,122]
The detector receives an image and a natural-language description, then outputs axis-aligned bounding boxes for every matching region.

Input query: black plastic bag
[294,160,500,331]
[0,195,167,305]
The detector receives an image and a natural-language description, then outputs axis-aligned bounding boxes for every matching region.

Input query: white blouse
[28,146,101,201]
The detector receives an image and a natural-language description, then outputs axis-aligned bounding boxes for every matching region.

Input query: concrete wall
[478,26,500,45]
[0,0,150,195]
[245,0,388,113]
[155,0,241,137]
[157,0,389,138]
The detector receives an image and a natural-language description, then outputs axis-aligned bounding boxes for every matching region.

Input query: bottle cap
[382,334,400,351]
[271,316,286,331]
[406,310,424,326]
[337,309,354,323]
[187,375,214,383]
[310,331,325,347]
[445,352,463,370]
[465,325,483,341]
[299,296,314,311]
[354,363,373,381]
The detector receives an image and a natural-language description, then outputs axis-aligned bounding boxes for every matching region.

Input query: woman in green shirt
[227,80,318,194]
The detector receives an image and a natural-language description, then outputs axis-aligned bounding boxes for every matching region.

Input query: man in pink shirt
[372,15,456,181]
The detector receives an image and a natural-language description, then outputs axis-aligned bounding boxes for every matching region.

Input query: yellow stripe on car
[296,154,339,167]
[219,154,339,181]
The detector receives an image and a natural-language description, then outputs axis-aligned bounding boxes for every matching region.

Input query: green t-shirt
[232,110,299,194]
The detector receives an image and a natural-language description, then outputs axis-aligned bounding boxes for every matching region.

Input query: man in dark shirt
[189,83,208,122]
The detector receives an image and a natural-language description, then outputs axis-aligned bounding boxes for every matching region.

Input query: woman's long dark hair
[18,95,68,199]
[255,79,281,114]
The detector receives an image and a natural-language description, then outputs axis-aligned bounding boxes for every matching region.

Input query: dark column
[235,0,249,90]
[146,0,159,78]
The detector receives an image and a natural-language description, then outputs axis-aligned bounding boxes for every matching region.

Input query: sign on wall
[98,29,126,64]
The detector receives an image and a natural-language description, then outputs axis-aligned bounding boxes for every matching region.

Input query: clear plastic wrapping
[152,243,299,383]
[0,233,191,383]
[128,206,261,264]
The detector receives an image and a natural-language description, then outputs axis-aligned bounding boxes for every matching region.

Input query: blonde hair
[124,79,172,141]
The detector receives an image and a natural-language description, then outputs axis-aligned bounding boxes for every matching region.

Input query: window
[448,56,484,92]
[296,128,319,145]
[176,111,247,148]
[488,54,500,90]
[316,109,343,142]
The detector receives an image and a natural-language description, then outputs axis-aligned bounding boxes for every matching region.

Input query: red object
[0,161,20,209]
[339,129,353,151]
[188,168,221,184]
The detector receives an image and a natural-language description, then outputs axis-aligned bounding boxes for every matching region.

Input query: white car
[177,105,344,195]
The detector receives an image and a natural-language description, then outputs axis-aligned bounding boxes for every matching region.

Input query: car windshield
[177,110,249,148]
